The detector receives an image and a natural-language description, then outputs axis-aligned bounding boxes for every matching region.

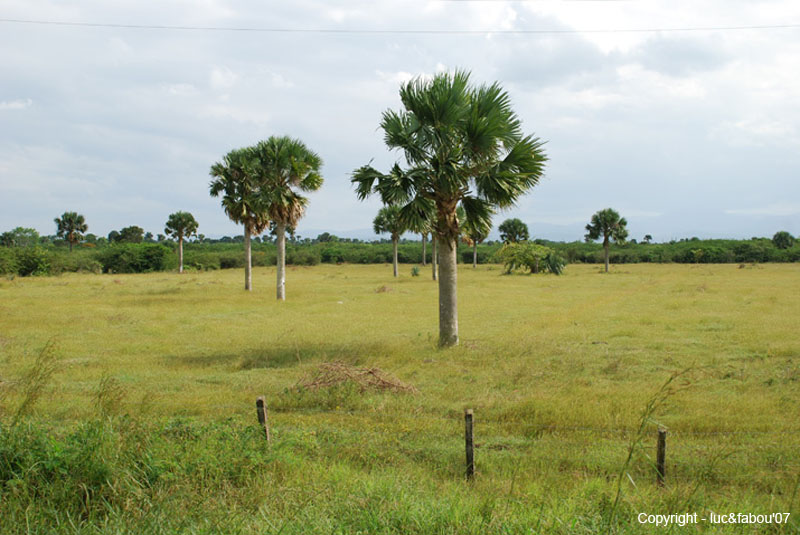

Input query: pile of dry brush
[294,362,417,393]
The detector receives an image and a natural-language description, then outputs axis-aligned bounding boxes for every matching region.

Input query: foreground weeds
[0,414,797,534]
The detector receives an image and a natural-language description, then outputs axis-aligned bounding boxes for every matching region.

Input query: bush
[219,255,244,269]
[320,246,345,263]
[251,250,276,267]
[183,251,222,271]
[493,242,565,275]
[15,247,50,276]
[543,252,566,275]
[97,244,170,273]
[49,251,103,274]
[0,247,18,275]
[461,248,492,265]
[288,249,321,266]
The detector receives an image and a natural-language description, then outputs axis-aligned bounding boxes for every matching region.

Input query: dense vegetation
[0,234,798,278]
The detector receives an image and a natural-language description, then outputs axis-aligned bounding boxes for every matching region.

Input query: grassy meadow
[1,263,799,533]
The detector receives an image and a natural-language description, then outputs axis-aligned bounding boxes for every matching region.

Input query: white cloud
[0,98,32,110]
[163,83,198,97]
[1,0,799,238]
[375,70,415,85]
[725,203,800,217]
[209,66,237,90]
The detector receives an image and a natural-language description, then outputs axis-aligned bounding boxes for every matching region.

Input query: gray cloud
[0,0,798,240]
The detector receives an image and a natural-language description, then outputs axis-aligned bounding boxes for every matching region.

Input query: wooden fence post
[256,396,271,443]
[465,409,474,481]
[656,427,667,486]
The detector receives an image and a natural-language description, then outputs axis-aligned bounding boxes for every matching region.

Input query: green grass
[1,263,799,533]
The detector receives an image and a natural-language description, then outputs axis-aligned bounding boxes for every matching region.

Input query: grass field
[1,263,799,533]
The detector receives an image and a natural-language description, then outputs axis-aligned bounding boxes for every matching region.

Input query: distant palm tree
[54,211,88,252]
[353,70,547,347]
[251,136,323,301]
[210,147,269,291]
[164,211,199,273]
[498,218,529,244]
[373,205,406,277]
[462,210,492,268]
[405,207,432,267]
[585,208,628,273]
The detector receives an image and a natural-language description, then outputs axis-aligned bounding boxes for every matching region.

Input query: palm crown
[54,211,88,251]
[165,211,199,240]
[373,205,406,240]
[252,136,323,228]
[353,70,546,240]
[585,208,628,246]
[209,147,270,235]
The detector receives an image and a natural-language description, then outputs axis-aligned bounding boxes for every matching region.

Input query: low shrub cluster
[1,236,798,277]
[553,238,800,265]
[493,242,566,275]
[96,244,171,273]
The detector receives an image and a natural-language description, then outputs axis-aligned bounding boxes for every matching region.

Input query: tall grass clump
[10,339,60,424]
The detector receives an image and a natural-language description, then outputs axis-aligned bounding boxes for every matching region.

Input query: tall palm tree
[585,208,628,273]
[251,136,323,301]
[164,211,199,273]
[54,212,87,252]
[353,70,547,347]
[210,147,269,291]
[373,205,406,277]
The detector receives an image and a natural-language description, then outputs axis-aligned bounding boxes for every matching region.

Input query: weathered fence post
[256,396,271,443]
[465,409,474,481]
[656,427,667,486]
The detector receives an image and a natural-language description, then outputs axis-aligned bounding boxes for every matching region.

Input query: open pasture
[1,263,799,533]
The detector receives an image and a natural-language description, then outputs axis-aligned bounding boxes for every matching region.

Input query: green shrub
[320,246,345,263]
[49,251,103,274]
[493,242,564,275]
[0,247,18,275]
[97,244,170,273]
[543,252,566,275]
[251,250,276,267]
[287,248,320,266]
[460,248,492,264]
[15,247,50,276]
[219,255,244,269]
[183,251,222,271]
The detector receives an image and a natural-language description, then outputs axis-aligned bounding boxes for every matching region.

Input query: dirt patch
[375,285,393,293]
[294,362,416,393]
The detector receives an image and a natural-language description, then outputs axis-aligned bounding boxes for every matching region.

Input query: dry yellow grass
[1,263,798,533]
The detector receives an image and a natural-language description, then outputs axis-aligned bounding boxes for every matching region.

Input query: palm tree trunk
[438,235,458,347]
[392,237,399,277]
[473,242,477,268]
[244,227,252,291]
[277,222,286,300]
[421,233,427,266]
[178,237,184,274]
[68,240,73,253]
[432,236,438,281]
[604,241,610,273]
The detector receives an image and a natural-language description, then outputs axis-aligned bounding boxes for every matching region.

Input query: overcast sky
[1,1,799,242]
